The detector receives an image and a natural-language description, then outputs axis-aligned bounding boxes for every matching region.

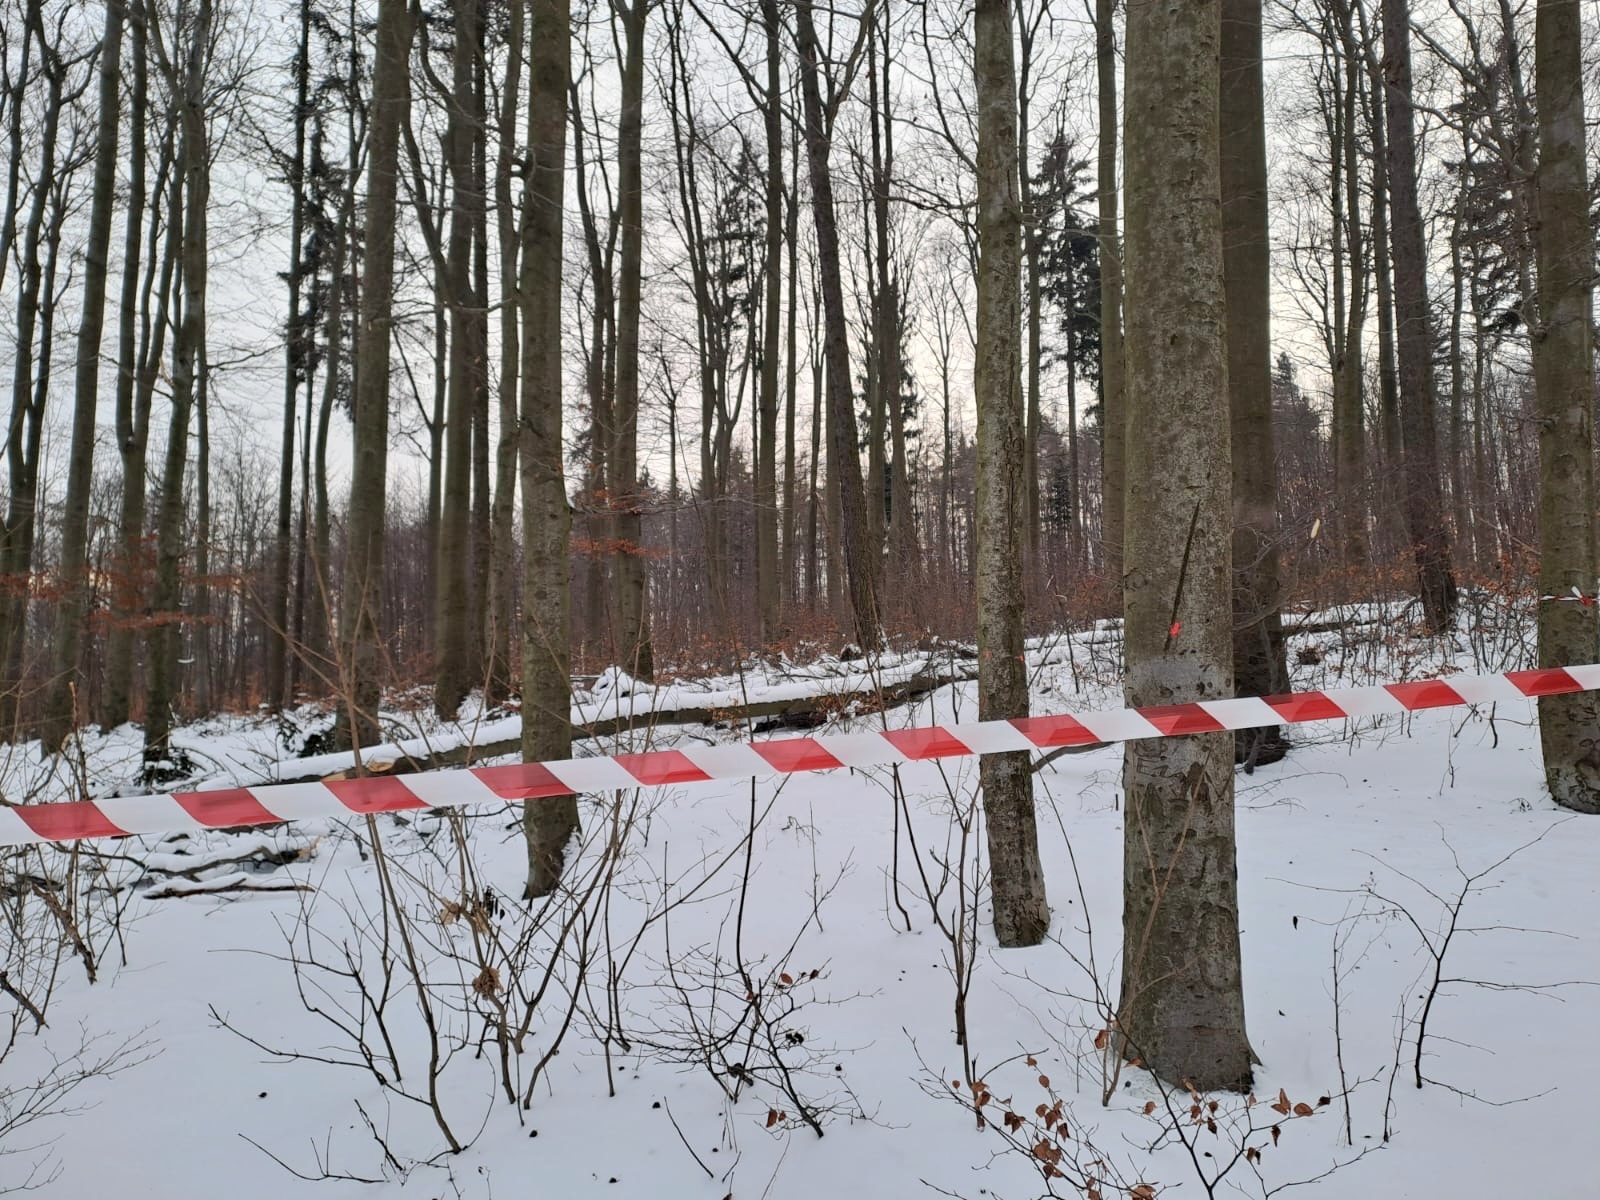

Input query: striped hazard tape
[2,665,1596,847]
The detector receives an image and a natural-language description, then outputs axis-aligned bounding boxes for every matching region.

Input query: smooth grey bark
[1220,0,1287,765]
[974,0,1048,949]
[42,0,124,744]
[337,0,411,748]
[487,0,524,704]
[612,0,653,679]
[1017,0,1043,574]
[1094,0,1125,593]
[756,0,783,641]
[520,0,578,898]
[1118,0,1252,1092]
[1532,0,1600,814]
[1380,0,1457,632]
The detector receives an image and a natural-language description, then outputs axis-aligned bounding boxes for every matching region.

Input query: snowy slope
[4,605,1594,1199]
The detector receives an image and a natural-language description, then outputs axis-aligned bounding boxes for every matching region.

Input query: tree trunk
[338,0,412,747]
[1221,0,1287,766]
[974,0,1048,949]
[755,0,783,641]
[1381,0,1457,631]
[1018,6,1042,582]
[782,135,800,611]
[1332,0,1368,571]
[793,0,879,648]
[1119,0,1253,1092]
[0,0,60,733]
[105,25,169,729]
[1094,0,1125,597]
[144,0,213,774]
[43,0,125,744]
[1532,0,1600,814]
[520,0,578,897]
[435,0,487,718]
[487,0,524,704]
[267,0,311,714]
[101,0,152,728]
[612,0,653,679]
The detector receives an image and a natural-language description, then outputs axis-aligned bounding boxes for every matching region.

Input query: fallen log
[301,666,976,785]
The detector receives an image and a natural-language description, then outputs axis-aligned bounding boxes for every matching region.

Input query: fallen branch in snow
[142,874,315,900]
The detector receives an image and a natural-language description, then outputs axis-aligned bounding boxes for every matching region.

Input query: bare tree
[793,0,879,647]
[433,0,492,718]
[1380,0,1457,632]
[1221,0,1287,764]
[1093,0,1124,592]
[1531,0,1600,814]
[519,0,578,897]
[1118,0,1253,1091]
[143,0,214,773]
[337,0,412,746]
[612,0,654,679]
[974,0,1048,948]
[42,0,125,744]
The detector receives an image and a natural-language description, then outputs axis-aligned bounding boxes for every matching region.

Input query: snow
[3,605,1595,1199]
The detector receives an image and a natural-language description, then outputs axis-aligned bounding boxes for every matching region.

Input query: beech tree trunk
[266,0,311,714]
[1331,0,1368,571]
[144,0,212,773]
[1221,0,1287,765]
[793,0,879,648]
[974,0,1048,949]
[487,0,524,704]
[1532,0,1600,814]
[1118,0,1253,1092]
[104,13,166,729]
[756,0,783,641]
[1094,0,1125,595]
[435,0,488,718]
[42,0,124,744]
[337,0,411,747]
[1381,0,1457,632]
[612,0,653,680]
[520,0,578,898]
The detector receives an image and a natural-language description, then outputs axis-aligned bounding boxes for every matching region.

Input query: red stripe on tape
[1265,690,1347,723]
[881,726,972,760]
[324,776,429,814]
[471,762,576,799]
[1385,680,1465,710]
[174,788,280,829]
[1010,713,1101,747]
[1139,703,1227,737]
[614,750,712,786]
[16,801,128,842]
[1505,668,1583,697]
[751,737,844,774]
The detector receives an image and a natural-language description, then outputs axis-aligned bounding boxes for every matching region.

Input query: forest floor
[3,595,1595,1199]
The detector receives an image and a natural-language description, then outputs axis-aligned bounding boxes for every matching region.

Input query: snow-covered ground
[3,597,1595,1199]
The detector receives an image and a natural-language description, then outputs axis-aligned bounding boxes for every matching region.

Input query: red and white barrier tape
[3,665,1596,847]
